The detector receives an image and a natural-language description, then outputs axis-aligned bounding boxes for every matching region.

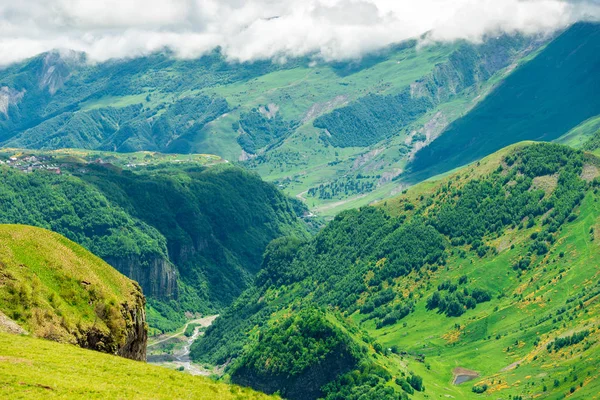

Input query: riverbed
[147,315,218,376]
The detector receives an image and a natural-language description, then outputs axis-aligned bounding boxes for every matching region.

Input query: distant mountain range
[7,25,597,214]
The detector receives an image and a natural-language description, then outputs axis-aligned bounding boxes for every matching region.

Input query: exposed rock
[352,147,384,170]
[581,163,600,182]
[76,281,147,361]
[105,255,178,300]
[38,51,84,95]
[0,310,27,335]
[118,283,148,361]
[0,87,25,115]
[239,149,257,161]
[302,95,348,123]
[258,103,279,119]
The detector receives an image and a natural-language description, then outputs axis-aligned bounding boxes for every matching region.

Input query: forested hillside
[0,151,308,331]
[193,142,600,399]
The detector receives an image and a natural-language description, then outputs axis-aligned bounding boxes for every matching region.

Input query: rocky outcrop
[105,255,178,300]
[117,283,148,361]
[0,310,27,335]
[0,225,149,362]
[0,86,25,116]
[76,282,147,361]
[38,51,84,95]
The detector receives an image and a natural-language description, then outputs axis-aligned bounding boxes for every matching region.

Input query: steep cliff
[105,255,178,300]
[0,224,148,360]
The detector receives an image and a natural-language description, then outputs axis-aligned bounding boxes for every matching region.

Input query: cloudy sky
[0,0,599,65]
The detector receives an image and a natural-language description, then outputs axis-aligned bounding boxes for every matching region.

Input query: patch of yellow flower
[441,326,463,344]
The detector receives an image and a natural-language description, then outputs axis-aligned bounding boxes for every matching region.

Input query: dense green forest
[0,156,308,331]
[314,89,432,147]
[193,142,600,399]
[235,108,298,154]
[307,175,377,200]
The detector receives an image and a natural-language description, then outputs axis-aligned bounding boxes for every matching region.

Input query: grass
[0,332,275,399]
[0,225,140,345]
[363,145,600,399]
[555,114,600,148]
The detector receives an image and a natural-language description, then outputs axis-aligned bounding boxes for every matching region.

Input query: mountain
[408,23,600,183]
[193,142,600,399]
[556,115,600,150]
[0,331,275,399]
[0,150,308,331]
[0,224,146,360]
[0,33,546,215]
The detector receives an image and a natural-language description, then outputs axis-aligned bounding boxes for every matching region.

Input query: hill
[0,332,275,399]
[408,23,600,183]
[193,142,600,399]
[0,225,146,360]
[0,34,545,214]
[0,151,308,331]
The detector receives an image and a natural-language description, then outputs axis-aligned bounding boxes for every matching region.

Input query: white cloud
[0,0,598,65]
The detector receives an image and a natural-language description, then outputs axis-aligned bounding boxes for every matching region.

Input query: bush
[472,384,488,393]
[395,378,414,394]
[408,374,424,392]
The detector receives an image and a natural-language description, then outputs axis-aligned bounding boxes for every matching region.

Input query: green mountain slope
[193,142,600,399]
[408,23,600,183]
[0,35,543,214]
[0,150,308,331]
[0,225,146,360]
[0,332,275,399]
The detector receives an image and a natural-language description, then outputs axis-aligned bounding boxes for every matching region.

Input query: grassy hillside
[0,150,308,332]
[0,34,542,214]
[0,225,146,360]
[408,23,600,183]
[555,115,600,149]
[0,332,275,399]
[194,142,600,399]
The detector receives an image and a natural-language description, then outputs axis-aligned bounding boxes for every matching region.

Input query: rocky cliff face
[117,283,148,361]
[38,51,84,95]
[76,282,148,361]
[106,255,178,300]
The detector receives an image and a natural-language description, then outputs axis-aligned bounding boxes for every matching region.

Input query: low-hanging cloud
[0,0,599,65]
